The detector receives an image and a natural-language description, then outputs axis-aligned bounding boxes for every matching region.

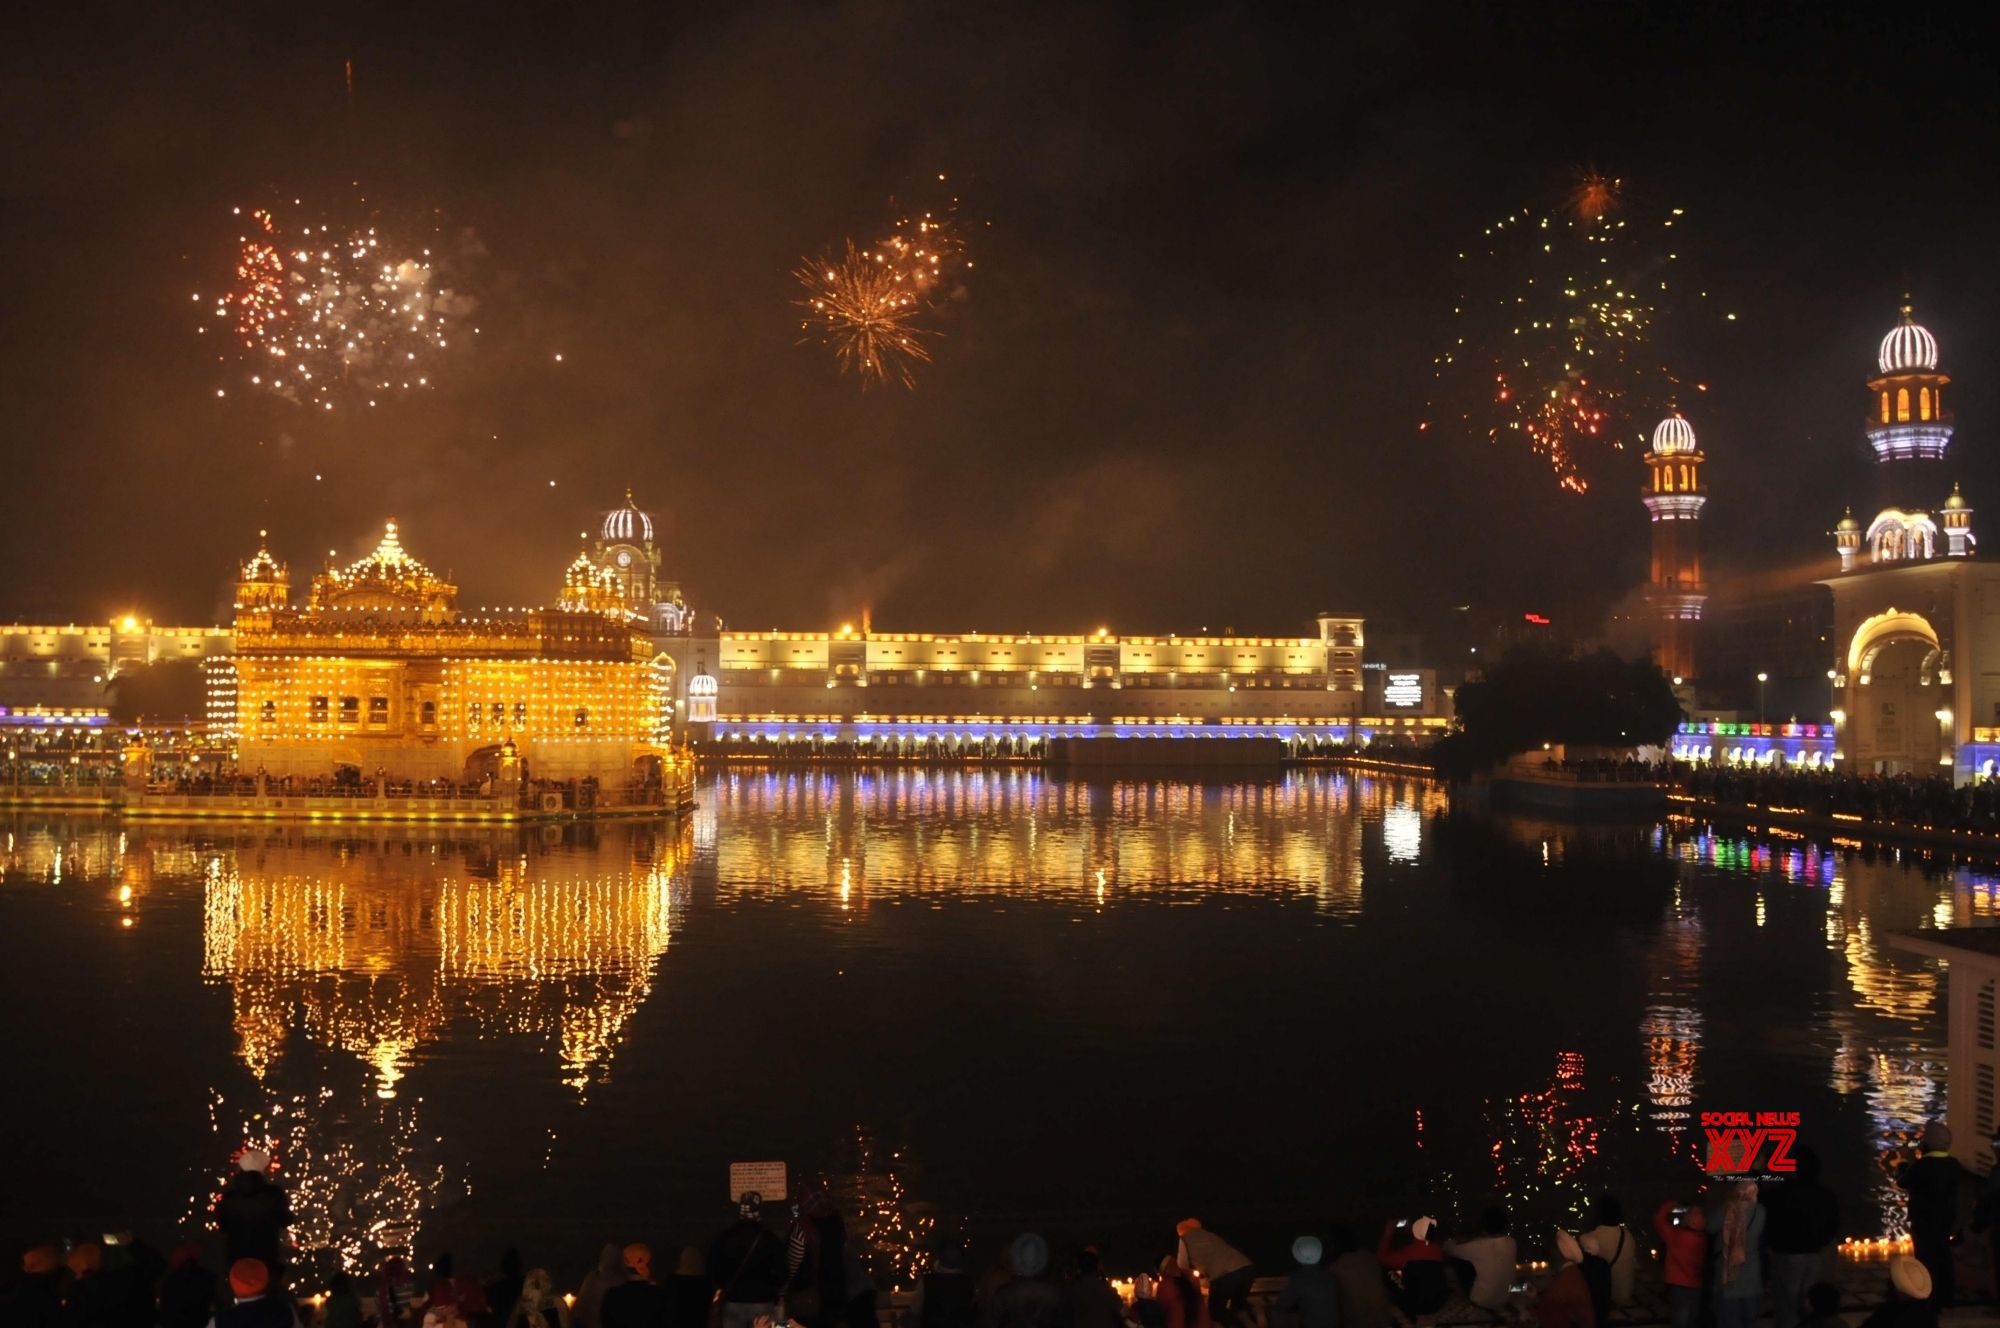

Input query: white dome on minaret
[601,489,654,543]
[1651,414,1696,455]
[1879,306,1939,373]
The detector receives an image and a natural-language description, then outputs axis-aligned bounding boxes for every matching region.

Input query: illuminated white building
[1821,306,2000,781]
[0,618,232,712]
[700,616,1450,754]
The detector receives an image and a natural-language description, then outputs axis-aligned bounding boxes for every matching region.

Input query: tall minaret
[1868,303,1951,467]
[1641,413,1706,681]
[1839,303,1961,566]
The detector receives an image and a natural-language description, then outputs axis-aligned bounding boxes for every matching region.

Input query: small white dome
[602,490,654,543]
[1879,308,1939,373]
[688,673,718,697]
[1651,414,1696,455]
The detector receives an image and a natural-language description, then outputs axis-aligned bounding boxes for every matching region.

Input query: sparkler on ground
[202,200,470,411]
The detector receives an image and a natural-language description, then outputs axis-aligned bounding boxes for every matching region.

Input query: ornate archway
[1847,609,1943,682]
[1843,609,1947,774]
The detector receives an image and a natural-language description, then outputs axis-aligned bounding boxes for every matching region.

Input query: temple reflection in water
[0,773,1976,1263]
[7,820,692,1275]
[197,823,691,1096]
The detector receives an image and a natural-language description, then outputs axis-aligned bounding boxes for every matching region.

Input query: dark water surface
[0,769,1977,1284]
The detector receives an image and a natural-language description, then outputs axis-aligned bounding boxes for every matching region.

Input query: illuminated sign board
[1383,672,1424,708]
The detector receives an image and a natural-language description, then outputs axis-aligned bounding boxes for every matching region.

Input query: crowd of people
[1680,765,2000,834]
[1533,758,1677,784]
[8,1131,2000,1328]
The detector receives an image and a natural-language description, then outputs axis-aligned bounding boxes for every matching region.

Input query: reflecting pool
[0,769,1978,1282]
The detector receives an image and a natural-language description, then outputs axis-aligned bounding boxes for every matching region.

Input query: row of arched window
[1880,386,1941,423]
[1653,460,1700,493]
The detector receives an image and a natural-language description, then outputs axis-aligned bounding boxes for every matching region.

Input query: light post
[1757,671,1769,725]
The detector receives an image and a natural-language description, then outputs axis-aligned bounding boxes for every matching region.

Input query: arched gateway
[1841,610,1946,775]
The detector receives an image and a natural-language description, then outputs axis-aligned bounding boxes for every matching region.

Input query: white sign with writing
[729,1160,787,1205]
[1384,672,1424,708]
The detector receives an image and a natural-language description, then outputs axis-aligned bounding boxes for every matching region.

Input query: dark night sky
[4,3,1997,637]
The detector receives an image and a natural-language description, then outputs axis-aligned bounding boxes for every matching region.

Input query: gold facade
[222,522,670,782]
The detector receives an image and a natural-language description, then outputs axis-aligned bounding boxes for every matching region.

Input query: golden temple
[214,521,677,792]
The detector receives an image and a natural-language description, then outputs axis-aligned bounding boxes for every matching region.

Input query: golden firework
[795,242,936,390]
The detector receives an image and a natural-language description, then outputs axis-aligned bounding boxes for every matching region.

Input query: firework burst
[203,199,471,411]
[1430,179,1725,493]
[1568,168,1623,222]
[795,242,936,389]
[796,186,975,389]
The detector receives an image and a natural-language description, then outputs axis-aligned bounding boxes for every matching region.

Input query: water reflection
[706,768,1442,914]
[195,824,690,1095]
[64,822,691,1277]
[1652,821,1946,1234]
[0,776,1975,1262]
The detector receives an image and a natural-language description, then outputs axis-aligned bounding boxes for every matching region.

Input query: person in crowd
[1444,1207,1517,1314]
[1323,1225,1390,1328]
[3,1248,65,1328]
[422,1297,466,1328]
[1126,1277,1164,1328]
[505,1271,569,1328]
[601,1246,667,1328]
[487,1252,525,1327]
[1573,1234,1611,1328]
[520,1272,576,1328]
[1376,1218,1447,1323]
[574,1248,629,1328]
[60,1243,119,1328]
[214,1152,290,1279]
[1533,1232,1592,1328]
[377,1259,418,1328]
[991,1235,1065,1328]
[1577,1195,1635,1309]
[99,1232,162,1328]
[784,1190,846,1328]
[1978,1126,2000,1299]
[1900,1121,1964,1307]
[1860,1256,1936,1328]
[709,1197,785,1328]
[1274,1238,1338,1328]
[841,1252,876,1328]
[973,1248,1015,1328]
[212,1259,299,1328]
[1711,1180,1765,1328]
[160,1247,219,1328]
[1062,1248,1121,1328]
[1174,1222,1251,1328]
[661,1249,710,1328]
[1798,1284,1844,1328]
[322,1272,362,1328]
[427,1257,490,1322]
[913,1245,977,1328]
[1651,1200,1708,1328]
[1150,1258,1209,1328]
[1764,1146,1841,1328]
